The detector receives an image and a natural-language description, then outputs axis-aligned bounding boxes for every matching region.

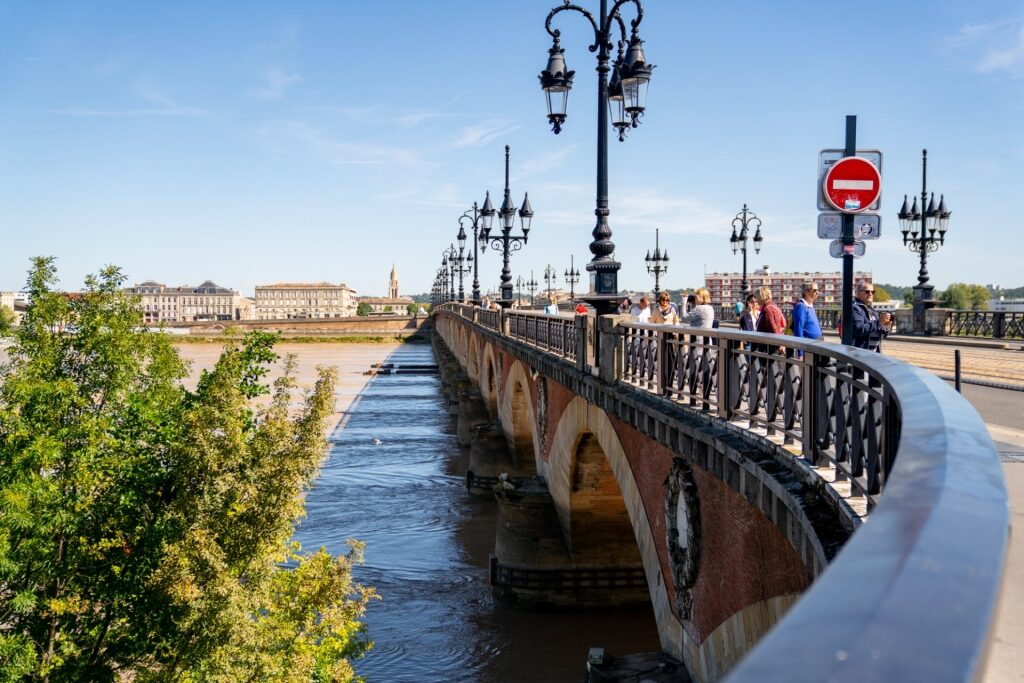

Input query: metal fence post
[716,334,729,419]
[576,314,589,374]
[801,352,817,465]
[993,312,1006,339]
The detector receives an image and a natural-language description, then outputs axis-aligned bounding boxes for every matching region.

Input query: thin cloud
[254,67,304,101]
[256,119,434,167]
[949,17,1024,77]
[451,117,522,148]
[519,144,580,176]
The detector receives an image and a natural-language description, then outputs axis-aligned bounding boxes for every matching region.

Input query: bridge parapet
[434,303,1008,682]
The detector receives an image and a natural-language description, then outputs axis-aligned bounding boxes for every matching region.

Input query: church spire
[389,264,399,299]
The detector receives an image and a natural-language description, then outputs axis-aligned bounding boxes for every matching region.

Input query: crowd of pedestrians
[616,281,894,352]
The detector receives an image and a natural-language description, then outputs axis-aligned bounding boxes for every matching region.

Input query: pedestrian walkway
[883,339,1024,389]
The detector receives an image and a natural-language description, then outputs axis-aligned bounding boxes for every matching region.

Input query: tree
[941,283,989,310]
[0,306,15,335]
[356,303,372,316]
[873,285,891,303]
[0,258,375,682]
[383,305,393,313]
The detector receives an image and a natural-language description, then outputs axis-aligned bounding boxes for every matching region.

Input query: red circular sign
[824,156,881,213]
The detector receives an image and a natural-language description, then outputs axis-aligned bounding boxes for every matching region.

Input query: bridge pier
[456,388,490,446]
[490,476,649,609]
[466,422,522,495]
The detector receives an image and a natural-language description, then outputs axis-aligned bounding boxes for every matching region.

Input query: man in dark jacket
[851,283,892,352]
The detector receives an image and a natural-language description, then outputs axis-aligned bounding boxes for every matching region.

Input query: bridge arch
[500,360,540,474]
[480,343,499,420]
[545,395,681,653]
[467,334,480,383]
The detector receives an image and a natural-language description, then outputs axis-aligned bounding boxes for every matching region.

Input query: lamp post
[898,149,951,334]
[479,145,534,307]
[527,271,538,305]
[459,195,496,304]
[539,0,654,313]
[453,226,473,302]
[564,255,580,300]
[544,264,558,297]
[516,275,525,307]
[645,227,669,292]
[729,204,763,299]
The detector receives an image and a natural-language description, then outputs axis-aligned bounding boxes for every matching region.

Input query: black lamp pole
[645,227,669,292]
[460,195,495,304]
[544,264,558,297]
[527,271,538,305]
[539,0,654,314]
[480,146,533,307]
[564,255,580,300]
[729,204,763,299]
[898,149,951,333]
[516,275,525,307]
[453,227,473,302]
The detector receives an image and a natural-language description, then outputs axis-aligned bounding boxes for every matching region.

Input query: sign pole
[841,115,856,346]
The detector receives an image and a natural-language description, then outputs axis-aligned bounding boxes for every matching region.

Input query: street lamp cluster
[729,204,763,298]
[898,149,952,327]
[645,227,669,292]
[538,0,653,313]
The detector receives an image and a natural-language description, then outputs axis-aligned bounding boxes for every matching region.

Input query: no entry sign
[823,156,881,213]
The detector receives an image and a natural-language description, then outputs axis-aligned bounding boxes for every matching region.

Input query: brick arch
[545,395,682,656]
[467,333,480,383]
[499,360,539,474]
[480,343,499,420]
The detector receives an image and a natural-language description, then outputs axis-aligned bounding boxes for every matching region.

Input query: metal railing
[507,310,579,363]
[945,310,1024,339]
[621,323,897,505]
[715,304,841,330]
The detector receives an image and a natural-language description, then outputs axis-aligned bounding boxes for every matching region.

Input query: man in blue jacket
[851,282,892,352]
[791,282,823,341]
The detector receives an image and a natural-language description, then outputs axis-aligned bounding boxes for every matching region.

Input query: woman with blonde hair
[650,291,680,324]
[679,287,715,328]
[755,286,785,335]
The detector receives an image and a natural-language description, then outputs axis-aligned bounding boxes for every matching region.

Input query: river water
[182,340,660,682]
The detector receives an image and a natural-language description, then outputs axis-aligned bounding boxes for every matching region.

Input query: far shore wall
[162,314,430,337]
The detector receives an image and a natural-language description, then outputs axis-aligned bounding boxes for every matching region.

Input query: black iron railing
[507,310,579,363]
[945,310,1024,339]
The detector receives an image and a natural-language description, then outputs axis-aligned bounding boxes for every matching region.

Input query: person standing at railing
[679,288,715,329]
[792,282,824,341]
[634,297,651,323]
[650,292,680,324]
[544,293,559,315]
[851,283,892,352]
[739,294,759,332]
[618,297,633,315]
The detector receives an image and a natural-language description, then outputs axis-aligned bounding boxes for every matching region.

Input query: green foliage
[940,282,989,310]
[382,306,393,313]
[0,307,15,335]
[873,285,891,302]
[0,258,374,682]
[355,303,372,317]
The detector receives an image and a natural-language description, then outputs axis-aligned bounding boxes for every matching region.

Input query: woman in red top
[755,286,785,334]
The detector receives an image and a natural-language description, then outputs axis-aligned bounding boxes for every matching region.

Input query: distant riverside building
[254,282,358,320]
[704,265,872,307]
[360,264,413,313]
[125,280,244,324]
[989,297,1024,312]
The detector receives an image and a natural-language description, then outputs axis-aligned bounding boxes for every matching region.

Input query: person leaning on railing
[650,291,680,324]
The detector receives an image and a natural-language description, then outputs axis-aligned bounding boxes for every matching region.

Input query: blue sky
[1,1,1022,297]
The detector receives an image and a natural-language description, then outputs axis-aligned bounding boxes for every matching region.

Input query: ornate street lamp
[459,193,495,303]
[539,0,654,313]
[729,204,763,299]
[452,226,473,302]
[527,271,538,305]
[645,227,669,292]
[544,264,558,297]
[479,145,533,307]
[898,149,951,333]
[516,275,525,307]
[564,255,580,300]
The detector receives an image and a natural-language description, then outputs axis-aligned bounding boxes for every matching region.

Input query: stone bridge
[432,303,1009,682]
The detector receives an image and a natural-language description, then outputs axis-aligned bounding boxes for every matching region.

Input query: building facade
[360,265,414,314]
[125,280,243,324]
[704,265,872,307]
[254,283,358,320]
